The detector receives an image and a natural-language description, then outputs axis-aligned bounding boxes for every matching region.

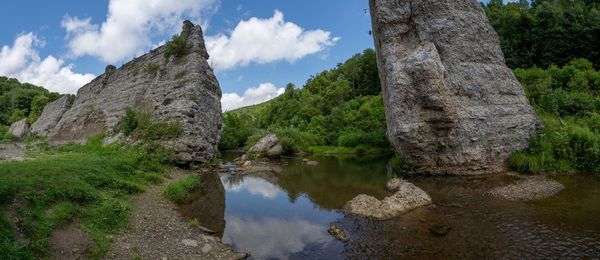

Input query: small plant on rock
[164,34,190,61]
[145,63,160,76]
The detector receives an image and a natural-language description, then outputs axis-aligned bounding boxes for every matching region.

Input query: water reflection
[182,155,600,259]
[222,174,340,259]
[179,172,226,236]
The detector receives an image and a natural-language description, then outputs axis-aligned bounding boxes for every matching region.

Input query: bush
[164,34,190,61]
[163,175,199,204]
[145,63,160,76]
[120,106,182,141]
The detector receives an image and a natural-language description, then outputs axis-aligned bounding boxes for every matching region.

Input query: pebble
[202,244,213,253]
[182,239,198,247]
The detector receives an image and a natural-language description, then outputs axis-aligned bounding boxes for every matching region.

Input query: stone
[8,119,28,140]
[328,224,349,242]
[344,179,431,220]
[429,224,452,237]
[181,239,198,247]
[201,244,212,254]
[369,0,540,175]
[48,21,222,164]
[304,160,319,166]
[386,178,402,192]
[488,176,564,201]
[30,95,71,136]
[248,134,283,159]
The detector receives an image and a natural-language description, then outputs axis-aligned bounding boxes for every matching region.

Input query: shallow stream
[181,154,600,259]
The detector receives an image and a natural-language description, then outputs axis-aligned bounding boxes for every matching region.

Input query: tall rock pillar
[369,0,540,175]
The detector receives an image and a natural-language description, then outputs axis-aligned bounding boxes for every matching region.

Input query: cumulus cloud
[221,82,284,111]
[206,10,339,71]
[0,33,95,94]
[62,0,218,63]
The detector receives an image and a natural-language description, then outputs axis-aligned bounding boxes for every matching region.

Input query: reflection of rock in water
[179,172,226,237]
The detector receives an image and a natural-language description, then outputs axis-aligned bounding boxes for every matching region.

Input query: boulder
[369,0,540,175]
[488,176,565,201]
[48,21,222,163]
[8,119,29,140]
[328,224,349,242]
[30,95,71,136]
[248,134,283,159]
[344,179,431,220]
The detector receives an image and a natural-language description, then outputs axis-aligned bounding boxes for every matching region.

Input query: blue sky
[0,0,509,110]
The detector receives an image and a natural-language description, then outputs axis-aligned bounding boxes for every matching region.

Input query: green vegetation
[0,77,62,140]
[163,175,200,204]
[174,71,187,80]
[220,49,391,155]
[0,135,170,258]
[484,0,600,69]
[145,63,160,76]
[164,34,191,61]
[121,106,183,141]
[509,59,600,174]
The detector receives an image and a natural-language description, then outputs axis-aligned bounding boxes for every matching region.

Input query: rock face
[48,21,222,163]
[369,0,540,175]
[8,119,29,140]
[344,179,431,220]
[248,134,283,159]
[30,95,71,136]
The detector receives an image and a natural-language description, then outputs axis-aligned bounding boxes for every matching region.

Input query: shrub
[145,63,160,76]
[174,71,186,80]
[164,34,190,61]
[120,106,182,141]
[163,175,199,204]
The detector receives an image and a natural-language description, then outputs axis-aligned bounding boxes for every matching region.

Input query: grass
[188,218,200,228]
[0,135,169,259]
[145,63,160,76]
[306,145,394,156]
[508,113,600,175]
[163,175,199,204]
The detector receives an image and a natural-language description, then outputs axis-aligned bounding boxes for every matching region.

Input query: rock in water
[344,179,431,220]
[369,0,540,175]
[248,134,283,159]
[488,176,565,201]
[30,95,71,136]
[48,21,222,163]
[8,119,29,140]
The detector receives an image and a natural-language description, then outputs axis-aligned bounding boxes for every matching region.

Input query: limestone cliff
[369,0,540,175]
[30,95,71,136]
[48,21,222,163]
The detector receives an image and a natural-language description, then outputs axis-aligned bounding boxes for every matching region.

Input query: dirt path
[106,169,247,259]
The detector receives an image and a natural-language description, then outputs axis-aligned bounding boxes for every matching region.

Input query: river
[180,154,600,259]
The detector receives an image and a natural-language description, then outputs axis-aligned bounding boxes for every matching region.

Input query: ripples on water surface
[180,155,600,259]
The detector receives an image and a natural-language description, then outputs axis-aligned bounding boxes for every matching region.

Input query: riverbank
[0,139,244,259]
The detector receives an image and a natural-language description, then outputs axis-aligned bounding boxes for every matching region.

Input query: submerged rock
[369,0,539,175]
[47,20,222,163]
[30,95,71,136]
[8,119,28,140]
[328,224,349,242]
[488,176,565,201]
[344,179,431,220]
[248,134,283,159]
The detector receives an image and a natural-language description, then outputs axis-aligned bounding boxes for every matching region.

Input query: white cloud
[0,33,95,94]
[221,83,284,111]
[206,10,339,71]
[62,0,219,63]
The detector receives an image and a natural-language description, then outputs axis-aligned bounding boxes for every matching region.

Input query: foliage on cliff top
[164,34,191,61]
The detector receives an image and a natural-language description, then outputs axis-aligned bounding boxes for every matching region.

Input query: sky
[0,0,511,111]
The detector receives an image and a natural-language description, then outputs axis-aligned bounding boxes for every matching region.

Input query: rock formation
[369,0,540,175]
[247,134,283,159]
[30,95,71,136]
[48,21,222,163]
[344,179,431,220]
[8,119,29,140]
